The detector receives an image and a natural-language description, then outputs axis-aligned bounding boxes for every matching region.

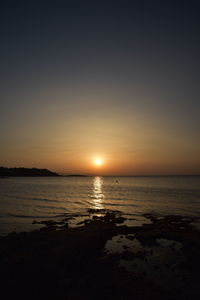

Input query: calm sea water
[0,176,200,235]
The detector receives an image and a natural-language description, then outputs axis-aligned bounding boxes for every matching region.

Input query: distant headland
[0,167,59,177]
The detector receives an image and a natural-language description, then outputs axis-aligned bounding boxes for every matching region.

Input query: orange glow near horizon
[1,98,200,176]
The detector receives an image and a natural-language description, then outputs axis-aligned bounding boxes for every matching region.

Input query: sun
[94,158,103,166]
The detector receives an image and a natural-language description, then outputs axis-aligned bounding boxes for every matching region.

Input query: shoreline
[0,210,200,299]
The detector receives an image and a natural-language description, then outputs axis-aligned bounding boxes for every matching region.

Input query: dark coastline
[0,211,200,300]
[0,167,59,177]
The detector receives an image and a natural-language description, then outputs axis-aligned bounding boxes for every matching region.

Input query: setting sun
[94,158,103,166]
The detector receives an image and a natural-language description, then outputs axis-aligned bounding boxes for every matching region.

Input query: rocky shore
[0,210,200,299]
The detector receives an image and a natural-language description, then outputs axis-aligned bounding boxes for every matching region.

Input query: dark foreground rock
[0,212,200,300]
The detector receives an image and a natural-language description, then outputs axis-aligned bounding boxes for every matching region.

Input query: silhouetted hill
[0,167,59,177]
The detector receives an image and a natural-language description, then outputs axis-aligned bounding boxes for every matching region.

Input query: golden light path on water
[92,176,104,210]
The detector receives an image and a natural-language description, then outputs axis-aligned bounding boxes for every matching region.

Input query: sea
[0,176,200,236]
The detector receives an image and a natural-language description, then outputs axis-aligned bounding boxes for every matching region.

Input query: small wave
[88,194,105,199]
[36,206,67,212]
[14,196,64,203]
[53,213,71,218]
[32,198,63,203]
[8,213,50,219]
[72,201,85,205]
[102,202,138,207]
[87,208,122,214]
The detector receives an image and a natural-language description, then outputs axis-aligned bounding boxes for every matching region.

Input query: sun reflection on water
[91,176,104,209]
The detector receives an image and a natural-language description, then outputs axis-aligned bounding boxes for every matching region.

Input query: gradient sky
[1,0,200,175]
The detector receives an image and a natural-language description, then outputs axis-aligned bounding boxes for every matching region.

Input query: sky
[1,0,200,175]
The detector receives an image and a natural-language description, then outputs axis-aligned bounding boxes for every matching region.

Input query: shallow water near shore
[0,175,200,235]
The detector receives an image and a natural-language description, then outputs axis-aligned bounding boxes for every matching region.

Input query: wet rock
[122,245,129,250]
[1,212,200,300]
[126,234,135,240]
